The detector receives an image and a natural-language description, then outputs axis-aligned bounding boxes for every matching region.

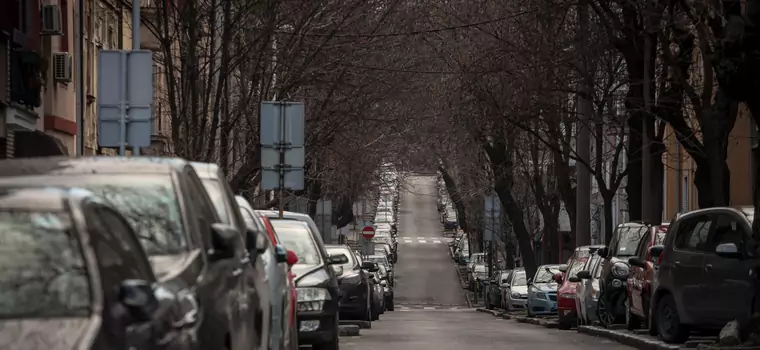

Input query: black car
[325,244,378,323]
[376,264,395,311]
[0,157,261,350]
[270,220,347,350]
[0,187,197,350]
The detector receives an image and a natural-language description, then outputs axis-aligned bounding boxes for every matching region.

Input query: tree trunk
[439,165,470,234]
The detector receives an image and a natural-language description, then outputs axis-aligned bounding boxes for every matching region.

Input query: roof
[0,187,89,211]
[0,156,188,178]
[189,162,220,179]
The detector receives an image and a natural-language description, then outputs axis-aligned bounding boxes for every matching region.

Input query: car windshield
[654,225,669,245]
[0,210,91,319]
[271,223,321,265]
[616,225,648,257]
[45,175,187,256]
[199,179,229,224]
[326,248,355,271]
[474,265,486,273]
[534,267,561,283]
[512,271,527,286]
[567,258,589,279]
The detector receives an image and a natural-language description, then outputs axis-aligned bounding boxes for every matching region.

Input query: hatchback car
[271,220,347,350]
[0,187,198,350]
[325,245,378,323]
[557,245,605,329]
[502,268,528,311]
[0,157,260,350]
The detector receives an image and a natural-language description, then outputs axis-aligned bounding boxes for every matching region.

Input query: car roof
[0,187,90,211]
[258,210,312,220]
[0,156,188,177]
[576,244,606,251]
[189,162,220,179]
[270,220,310,228]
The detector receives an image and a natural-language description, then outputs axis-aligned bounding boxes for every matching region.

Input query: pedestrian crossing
[399,236,454,244]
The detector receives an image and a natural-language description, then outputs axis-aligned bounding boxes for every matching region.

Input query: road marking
[401,236,411,239]
[423,307,435,310]
[400,307,411,311]
[417,237,425,239]
[418,239,426,243]
[432,240,441,244]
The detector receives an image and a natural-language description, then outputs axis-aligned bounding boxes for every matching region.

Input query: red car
[557,245,605,329]
[626,223,669,333]
[257,214,300,330]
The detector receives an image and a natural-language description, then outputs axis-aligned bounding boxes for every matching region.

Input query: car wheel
[558,316,572,330]
[313,317,339,350]
[596,296,616,327]
[656,294,689,343]
[386,297,395,311]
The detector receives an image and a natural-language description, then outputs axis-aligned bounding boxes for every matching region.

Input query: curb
[338,325,360,337]
[577,325,680,350]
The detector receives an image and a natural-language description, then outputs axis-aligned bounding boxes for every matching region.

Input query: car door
[668,214,711,323]
[182,168,249,349]
[701,211,754,325]
[86,202,176,350]
[629,230,651,313]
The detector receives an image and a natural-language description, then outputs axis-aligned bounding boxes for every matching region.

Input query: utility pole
[131,0,141,156]
[75,0,85,155]
[641,3,656,224]
[575,0,591,247]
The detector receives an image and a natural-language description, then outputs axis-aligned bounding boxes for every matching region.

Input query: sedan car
[270,220,347,350]
[527,264,562,316]
[502,268,528,311]
[325,244,377,323]
[0,187,198,350]
[0,156,259,350]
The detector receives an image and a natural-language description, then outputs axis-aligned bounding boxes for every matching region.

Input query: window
[612,224,648,257]
[675,216,712,251]
[707,213,747,253]
[533,267,561,283]
[270,223,321,265]
[95,206,153,277]
[0,210,90,318]
[566,258,589,279]
[325,247,356,270]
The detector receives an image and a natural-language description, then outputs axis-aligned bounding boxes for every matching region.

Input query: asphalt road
[339,175,633,350]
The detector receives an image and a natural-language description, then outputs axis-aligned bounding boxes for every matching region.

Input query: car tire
[656,294,689,344]
[558,316,572,330]
[313,317,339,350]
[386,298,395,311]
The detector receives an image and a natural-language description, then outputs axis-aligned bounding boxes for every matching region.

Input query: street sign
[484,192,502,242]
[260,101,305,190]
[97,50,154,152]
[362,226,376,239]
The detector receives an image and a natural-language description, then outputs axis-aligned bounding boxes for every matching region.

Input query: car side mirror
[380,280,388,287]
[210,223,239,261]
[597,247,609,259]
[118,279,159,323]
[501,283,510,288]
[716,242,740,257]
[628,256,647,268]
[286,249,299,266]
[362,261,379,272]
[576,270,591,279]
[649,245,665,260]
[328,253,349,265]
[274,245,288,263]
[332,265,344,276]
[568,277,581,283]
[558,264,569,273]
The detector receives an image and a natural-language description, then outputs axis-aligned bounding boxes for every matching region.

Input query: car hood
[511,286,528,294]
[291,264,322,279]
[149,251,199,281]
[533,282,559,292]
[0,317,92,350]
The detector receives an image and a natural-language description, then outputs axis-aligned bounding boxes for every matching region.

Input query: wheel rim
[659,301,676,335]
[599,298,615,326]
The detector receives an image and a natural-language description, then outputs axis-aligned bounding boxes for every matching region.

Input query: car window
[326,248,356,270]
[707,213,748,253]
[566,258,589,278]
[613,225,648,257]
[239,207,257,228]
[0,210,90,318]
[199,179,229,225]
[42,175,188,256]
[533,267,561,283]
[271,224,321,264]
[675,216,712,251]
[591,256,604,278]
[635,231,652,259]
[512,271,527,286]
[94,205,154,278]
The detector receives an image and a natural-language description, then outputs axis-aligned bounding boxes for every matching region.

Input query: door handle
[240,256,251,265]
[704,264,713,271]
[673,261,682,268]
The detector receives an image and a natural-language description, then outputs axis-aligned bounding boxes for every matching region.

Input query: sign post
[260,102,305,219]
[361,225,375,256]
[483,192,502,278]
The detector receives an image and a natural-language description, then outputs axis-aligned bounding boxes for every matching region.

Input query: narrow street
[341,176,634,350]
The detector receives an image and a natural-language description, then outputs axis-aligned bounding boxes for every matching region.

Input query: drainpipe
[75,0,85,155]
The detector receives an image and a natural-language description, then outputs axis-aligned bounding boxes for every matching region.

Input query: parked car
[365,254,394,287]
[571,252,604,325]
[269,220,346,350]
[444,209,458,230]
[486,269,511,310]
[0,187,199,350]
[649,207,757,344]
[325,244,378,323]
[0,156,262,350]
[191,162,272,349]
[236,195,297,350]
[454,239,470,265]
[366,263,386,318]
[557,245,605,329]
[502,268,528,311]
[526,264,561,317]
[470,264,488,292]
[625,223,669,333]
[596,222,649,326]
[376,263,395,311]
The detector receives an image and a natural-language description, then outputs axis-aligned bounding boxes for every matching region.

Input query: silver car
[503,268,529,311]
[573,253,604,325]
[527,264,562,316]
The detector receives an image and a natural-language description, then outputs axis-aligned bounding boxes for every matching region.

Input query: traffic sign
[362,226,376,239]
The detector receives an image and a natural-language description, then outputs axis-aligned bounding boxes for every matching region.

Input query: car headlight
[560,293,575,299]
[297,287,331,302]
[341,274,361,285]
[534,292,547,300]
[611,262,630,279]
[510,292,522,299]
